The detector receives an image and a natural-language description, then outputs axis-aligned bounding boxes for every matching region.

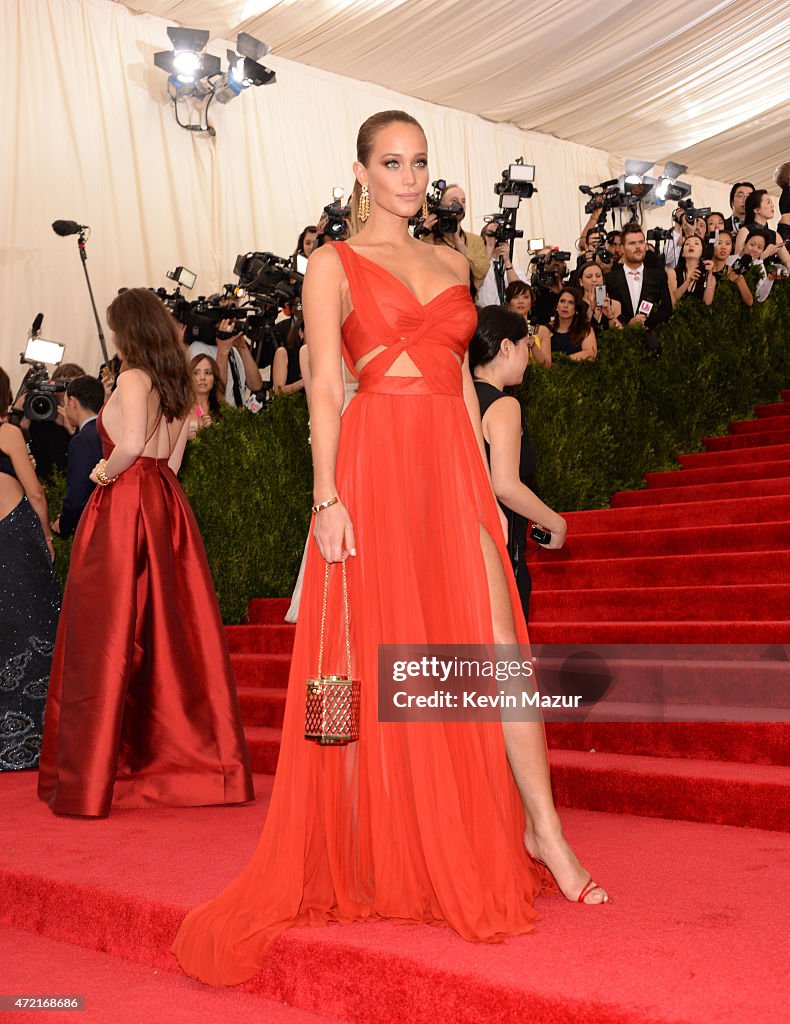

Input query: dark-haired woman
[174,109,609,990]
[576,262,622,336]
[471,307,566,621]
[294,225,318,259]
[667,235,708,305]
[505,281,551,366]
[549,287,597,361]
[272,317,305,395]
[735,190,790,267]
[38,289,253,818]
[0,367,61,771]
[188,353,224,439]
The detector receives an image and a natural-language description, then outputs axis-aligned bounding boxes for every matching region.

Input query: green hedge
[50,279,790,622]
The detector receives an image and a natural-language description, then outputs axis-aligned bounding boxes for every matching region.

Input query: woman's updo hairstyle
[744,189,769,223]
[469,305,528,371]
[349,110,425,234]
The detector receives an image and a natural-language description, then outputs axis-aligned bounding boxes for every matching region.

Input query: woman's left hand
[89,461,103,484]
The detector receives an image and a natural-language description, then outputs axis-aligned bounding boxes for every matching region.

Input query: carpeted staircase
[3,393,790,1024]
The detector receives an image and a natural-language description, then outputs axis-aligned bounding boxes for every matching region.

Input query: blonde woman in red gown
[38,289,253,817]
[173,111,609,987]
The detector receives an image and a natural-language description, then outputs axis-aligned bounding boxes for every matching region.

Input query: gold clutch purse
[305,559,360,745]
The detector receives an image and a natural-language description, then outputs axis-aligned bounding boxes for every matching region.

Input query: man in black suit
[723,181,755,234]
[51,376,105,539]
[605,222,673,330]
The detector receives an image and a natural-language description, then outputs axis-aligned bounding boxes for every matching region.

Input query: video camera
[318,189,352,245]
[579,179,640,228]
[646,227,674,243]
[414,179,464,239]
[12,315,69,423]
[532,250,571,288]
[676,198,711,225]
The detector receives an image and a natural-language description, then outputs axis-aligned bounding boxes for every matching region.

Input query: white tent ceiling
[116,0,790,190]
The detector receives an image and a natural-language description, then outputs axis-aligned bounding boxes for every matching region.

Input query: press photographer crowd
[2,156,790,771]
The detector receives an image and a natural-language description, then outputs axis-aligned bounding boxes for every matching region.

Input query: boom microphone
[31,312,44,337]
[52,220,89,236]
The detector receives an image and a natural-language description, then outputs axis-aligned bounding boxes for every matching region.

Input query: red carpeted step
[729,414,790,434]
[611,476,790,507]
[754,401,790,418]
[530,549,790,588]
[548,748,790,831]
[703,428,790,451]
[677,442,790,469]
[539,521,790,560]
[238,687,287,728]
[1,925,337,1024]
[226,624,295,654]
[231,652,291,687]
[546,722,789,766]
[528,621,790,642]
[644,459,790,489]
[529,584,790,622]
[562,494,790,533]
[246,726,282,774]
[3,772,789,1024]
[245,596,293,624]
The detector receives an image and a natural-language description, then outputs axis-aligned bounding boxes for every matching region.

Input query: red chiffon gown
[37,407,254,817]
[172,240,557,986]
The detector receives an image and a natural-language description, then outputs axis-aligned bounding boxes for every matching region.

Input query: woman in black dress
[0,367,61,771]
[471,307,566,621]
[272,317,305,395]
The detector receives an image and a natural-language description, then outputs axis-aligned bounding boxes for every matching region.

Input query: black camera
[730,253,753,276]
[646,227,673,243]
[414,179,464,238]
[677,198,711,224]
[17,365,68,422]
[494,160,536,201]
[533,251,570,288]
[484,213,524,246]
[321,198,352,243]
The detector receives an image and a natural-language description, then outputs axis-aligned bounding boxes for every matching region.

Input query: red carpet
[3,392,789,1022]
[2,772,789,1024]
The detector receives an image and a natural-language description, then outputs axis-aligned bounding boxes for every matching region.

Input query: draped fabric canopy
[118,0,790,190]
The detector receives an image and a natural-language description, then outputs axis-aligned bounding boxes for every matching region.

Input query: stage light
[214,32,275,103]
[153,27,274,132]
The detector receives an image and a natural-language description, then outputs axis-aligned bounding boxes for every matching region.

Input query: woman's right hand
[312,501,356,563]
[536,516,567,550]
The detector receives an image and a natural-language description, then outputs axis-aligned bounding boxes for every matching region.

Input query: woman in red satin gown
[172,111,609,987]
[38,289,253,818]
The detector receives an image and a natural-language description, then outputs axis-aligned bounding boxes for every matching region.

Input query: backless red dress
[172,241,556,985]
[38,406,253,817]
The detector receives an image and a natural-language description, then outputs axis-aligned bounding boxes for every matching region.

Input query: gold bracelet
[95,461,118,487]
[311,495,339,515]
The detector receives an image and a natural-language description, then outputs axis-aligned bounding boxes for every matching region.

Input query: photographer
[735,190,790,267]
[724,182,754,234]
[605,230,623,264]
[706,212,727,235]
[187,318,263,409]
[605,222,673,329]
[20,363,86,480]
[529,248,568,325]
[476,223,528,306]
[421,183,490,291]
[664,207,705,269]
[50,376,104,539]
[188,354,225,439]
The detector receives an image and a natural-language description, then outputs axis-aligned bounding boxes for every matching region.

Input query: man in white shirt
[187,318,263,408]
[476,225,528,305]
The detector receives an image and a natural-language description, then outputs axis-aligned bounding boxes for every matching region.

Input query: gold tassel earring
[422,196,428,219]
[359,184,370,222]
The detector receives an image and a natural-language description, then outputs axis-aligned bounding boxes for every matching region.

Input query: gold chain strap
[316,559,352,679]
